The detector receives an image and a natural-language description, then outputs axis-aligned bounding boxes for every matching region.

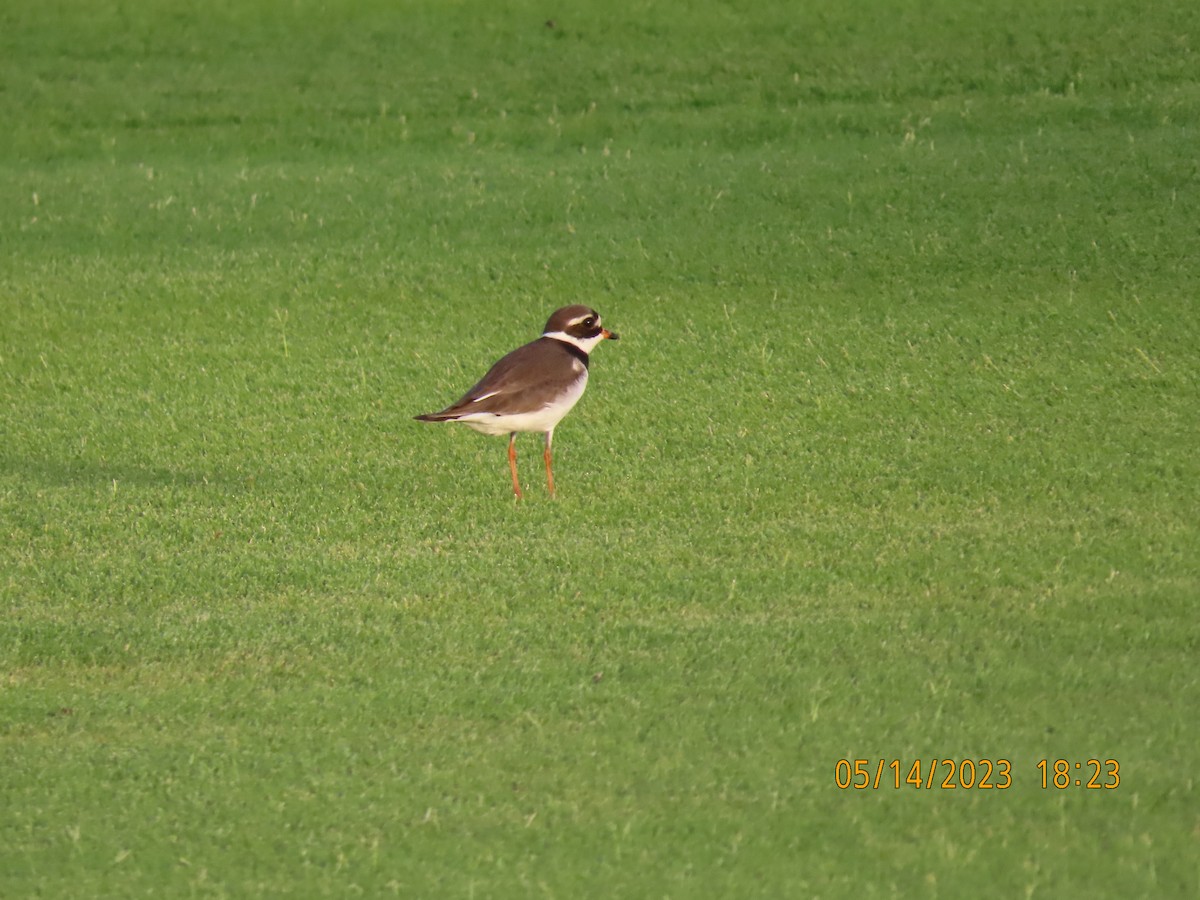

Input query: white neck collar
[543,330,604,355]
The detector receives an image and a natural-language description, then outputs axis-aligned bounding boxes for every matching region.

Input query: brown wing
[415,338,583,420]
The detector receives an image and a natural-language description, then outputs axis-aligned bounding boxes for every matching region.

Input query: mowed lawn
[2,0,1198,895]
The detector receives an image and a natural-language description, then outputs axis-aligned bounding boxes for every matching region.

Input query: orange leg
[543,431,556,498]
[508,433,523,499]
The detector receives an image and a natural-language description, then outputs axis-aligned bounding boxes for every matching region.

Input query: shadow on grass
[0,454,256,494]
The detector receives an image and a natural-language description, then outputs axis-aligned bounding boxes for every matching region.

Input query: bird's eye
[583,316,596,328]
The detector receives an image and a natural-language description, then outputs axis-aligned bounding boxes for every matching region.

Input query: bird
[415,305,619,498]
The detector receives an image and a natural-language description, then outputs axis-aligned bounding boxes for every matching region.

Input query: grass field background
[2,0,1198,895]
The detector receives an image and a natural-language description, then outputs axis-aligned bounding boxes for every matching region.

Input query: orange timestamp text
[835,758,1011,790]
[835,758,1122,790]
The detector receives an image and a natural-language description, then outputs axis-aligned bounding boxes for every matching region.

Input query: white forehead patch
[568,313,598,327]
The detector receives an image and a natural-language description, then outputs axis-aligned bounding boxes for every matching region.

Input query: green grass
[2,0,1198,895]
